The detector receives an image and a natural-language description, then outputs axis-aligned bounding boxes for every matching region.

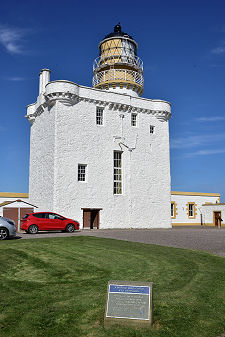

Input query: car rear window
[23,214,29,219]
[33,213,46,218]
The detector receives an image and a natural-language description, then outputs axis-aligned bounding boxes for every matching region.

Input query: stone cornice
[77,97,171,121]
[26,87,171,123]
[45,92,79,107]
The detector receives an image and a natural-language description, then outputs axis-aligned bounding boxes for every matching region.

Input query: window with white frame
[150,125,155,134]
[113,151,122,195]
[96,107,103,125]
[78,164,86,182]
[131,113,137,126]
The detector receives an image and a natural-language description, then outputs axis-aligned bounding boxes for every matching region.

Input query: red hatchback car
[21,212,79,234]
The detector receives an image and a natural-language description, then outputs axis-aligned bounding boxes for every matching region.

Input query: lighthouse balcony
[93,55,143,73]
[93,68,144,87]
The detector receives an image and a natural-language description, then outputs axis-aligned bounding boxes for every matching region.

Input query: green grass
[0,236,225,337]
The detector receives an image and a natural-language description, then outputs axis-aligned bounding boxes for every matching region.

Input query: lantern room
[92,23,144,96]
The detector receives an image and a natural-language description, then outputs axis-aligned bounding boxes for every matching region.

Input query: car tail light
[22,214,30,220]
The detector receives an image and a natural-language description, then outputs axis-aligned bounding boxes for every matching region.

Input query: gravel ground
[13,226,225,258]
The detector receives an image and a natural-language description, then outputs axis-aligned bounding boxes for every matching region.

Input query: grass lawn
[0,236,225,337]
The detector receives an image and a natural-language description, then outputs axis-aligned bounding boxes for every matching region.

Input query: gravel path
[80,227,225,257]
[13,226,225,257]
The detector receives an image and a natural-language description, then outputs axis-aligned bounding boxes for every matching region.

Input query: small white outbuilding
[0,192,37,231]
[171,191,224,227]
[201,203,225,227]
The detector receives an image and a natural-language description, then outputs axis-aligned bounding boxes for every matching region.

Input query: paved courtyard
[15,226,225,258]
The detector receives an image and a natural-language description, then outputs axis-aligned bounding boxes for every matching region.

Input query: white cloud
[196,116,225,122]
[170,133,225,149]
[4,76,26,81]
[0,25,26,54]
[171,131,225,158]
[211,46,225,54]
[211,40,225,55]
[185,149,225,157]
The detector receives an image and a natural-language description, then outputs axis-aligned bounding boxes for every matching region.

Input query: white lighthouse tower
[27,24,172,229]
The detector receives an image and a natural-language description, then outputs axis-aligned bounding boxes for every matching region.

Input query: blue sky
[0,0,225,201]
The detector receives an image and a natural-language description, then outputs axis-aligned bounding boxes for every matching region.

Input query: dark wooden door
[83,210,91,228]
[214,212,222,227]
[91,210,99,229]
[3,208,18,229]
[83,209,100,229]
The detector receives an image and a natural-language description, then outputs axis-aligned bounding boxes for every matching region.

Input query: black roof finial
[114,23,121,33]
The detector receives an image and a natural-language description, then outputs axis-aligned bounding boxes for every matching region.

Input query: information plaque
[104,280,153,328]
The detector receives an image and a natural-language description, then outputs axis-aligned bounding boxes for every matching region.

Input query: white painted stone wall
[171,193,220,225]
[28,96,55,212]
[27,76,172,229]
[201,204,225,226]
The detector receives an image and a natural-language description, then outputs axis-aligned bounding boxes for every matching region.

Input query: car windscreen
[47,213,63,220]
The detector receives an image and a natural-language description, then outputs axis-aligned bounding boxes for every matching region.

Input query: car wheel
[66,224,75,233]
[0,228,9,240]
[28,225,39,234]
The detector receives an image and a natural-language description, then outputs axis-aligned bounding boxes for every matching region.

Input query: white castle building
[26,24,172,229]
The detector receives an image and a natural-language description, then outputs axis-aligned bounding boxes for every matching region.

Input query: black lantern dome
[103,23,134,41]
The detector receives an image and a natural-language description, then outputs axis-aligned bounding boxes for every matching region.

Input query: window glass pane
[150,125,155,134]
[131,113,137,126]
[33,213,45,218]
[54,215,62,220]
[171,203,174,217]
[189,204,194,216]
[78,164,86,181]
[96,107,103,125]
[113,151,122,194]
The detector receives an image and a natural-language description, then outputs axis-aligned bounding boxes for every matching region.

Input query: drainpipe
[119,113,124,138]
[18,207,20,232]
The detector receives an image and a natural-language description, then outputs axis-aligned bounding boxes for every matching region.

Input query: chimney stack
[39,69,51,94]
